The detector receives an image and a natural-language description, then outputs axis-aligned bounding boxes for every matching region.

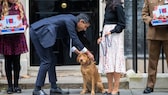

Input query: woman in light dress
[97,0,126,95]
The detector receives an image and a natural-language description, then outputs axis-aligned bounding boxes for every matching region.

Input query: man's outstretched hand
[86,51,94,61]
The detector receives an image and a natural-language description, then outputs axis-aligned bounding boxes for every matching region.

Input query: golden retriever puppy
[77,53,105,95]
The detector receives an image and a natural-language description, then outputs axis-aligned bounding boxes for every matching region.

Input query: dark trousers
[4,55,21,88]
[30,28,57,87]
[147,40,168,88]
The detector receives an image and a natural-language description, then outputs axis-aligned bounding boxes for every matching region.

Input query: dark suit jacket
[30,14,85,50]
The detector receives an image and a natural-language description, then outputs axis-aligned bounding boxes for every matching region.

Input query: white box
[151,19,168,26]
[0,15,25,35]
[152,5,168,26]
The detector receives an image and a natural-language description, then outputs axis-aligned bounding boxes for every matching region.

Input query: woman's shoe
[13,87,22,93]
[112,91,120,95]
[6,87,13,94]
[103,91,112,95]
[103,91,107,95]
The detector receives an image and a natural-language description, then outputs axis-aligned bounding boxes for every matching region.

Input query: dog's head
[76,53,90,65]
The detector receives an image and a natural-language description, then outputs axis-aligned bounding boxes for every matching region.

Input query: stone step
[1,66,168,90]
[0,65,129,89]
[0,75,129,90]
[127,69,168,89]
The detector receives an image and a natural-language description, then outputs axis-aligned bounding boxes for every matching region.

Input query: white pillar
[99,0,105,33]
[19,0,30,76]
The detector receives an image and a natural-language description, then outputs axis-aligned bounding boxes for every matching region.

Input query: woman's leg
[4,55,14,94]
[13,54,22,93]
[13,55,21,88]
[106,73,114,93]
[4,55,13,88]
[112,72,121,94]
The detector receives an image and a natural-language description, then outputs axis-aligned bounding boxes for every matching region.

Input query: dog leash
[100,35,112,56]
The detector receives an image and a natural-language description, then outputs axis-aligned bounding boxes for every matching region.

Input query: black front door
[29,0,99,66]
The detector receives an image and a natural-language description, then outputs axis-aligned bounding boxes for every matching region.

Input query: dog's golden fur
[77,53,105,95]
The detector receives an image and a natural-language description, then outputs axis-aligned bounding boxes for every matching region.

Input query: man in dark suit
[30,13,94,95]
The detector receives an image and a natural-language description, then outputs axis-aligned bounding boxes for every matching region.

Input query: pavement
[0,66,168,95]
[0,88,168,95]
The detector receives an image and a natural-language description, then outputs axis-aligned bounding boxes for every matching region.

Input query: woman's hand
[97,37,102,44]
[104,31,111,36]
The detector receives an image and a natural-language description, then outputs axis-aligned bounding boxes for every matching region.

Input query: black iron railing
[132,0,166,73]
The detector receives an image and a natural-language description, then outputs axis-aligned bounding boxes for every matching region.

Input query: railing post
[144,23,147,73]
[132,0,137,73]
[162,48,164,73]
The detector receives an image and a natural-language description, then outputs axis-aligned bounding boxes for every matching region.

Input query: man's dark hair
[76,13,90,23]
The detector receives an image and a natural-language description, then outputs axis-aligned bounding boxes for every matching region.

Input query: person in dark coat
[30,13,94,95]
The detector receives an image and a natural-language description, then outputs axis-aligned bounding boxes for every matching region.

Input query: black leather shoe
[103,91,112,95]
[143,87,153,94]
[13,87,22,93]
[32,89,48,95]
[50,87,69,95]
[6,87,13,94]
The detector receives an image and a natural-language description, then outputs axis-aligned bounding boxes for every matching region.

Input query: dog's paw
[91,91,95,95]
[80,90,86,95]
